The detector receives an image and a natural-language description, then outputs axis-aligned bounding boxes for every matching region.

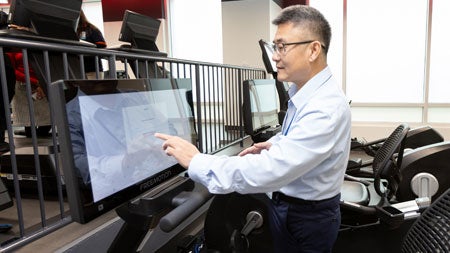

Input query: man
[77,10,107,79]
[156,5,351,252]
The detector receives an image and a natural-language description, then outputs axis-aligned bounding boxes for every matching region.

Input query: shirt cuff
[188,153,212,184]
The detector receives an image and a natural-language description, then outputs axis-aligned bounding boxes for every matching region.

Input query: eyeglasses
[272,40,326,55]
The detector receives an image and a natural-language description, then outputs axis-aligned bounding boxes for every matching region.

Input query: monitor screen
[49,79,196,223]
[242,79,280,136]
[258,39,277,74]
[8,0,82,41]
[119,10,160,51]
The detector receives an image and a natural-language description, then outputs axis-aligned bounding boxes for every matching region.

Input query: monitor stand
[132,37,159,52]
[108,45,168,79]
[108,176,211,253]
[109,44,168,58]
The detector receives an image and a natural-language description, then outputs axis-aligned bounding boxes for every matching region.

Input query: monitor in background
[7,0,82,41]
[6,0,28,27]
[258,39,277,74]
[242,79,280,140]
[49,79,196,223]
[119,10,161,52]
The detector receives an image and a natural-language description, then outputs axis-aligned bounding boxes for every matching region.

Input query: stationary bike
[347,125,444,176]
[336,123,450,252]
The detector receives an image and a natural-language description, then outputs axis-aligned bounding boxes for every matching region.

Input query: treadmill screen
[49,79,195,223]
[242,79,280,135]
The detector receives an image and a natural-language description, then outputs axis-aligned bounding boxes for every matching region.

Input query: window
[345,0,427,103]
[428,0,450,103]
[310,0,450,126]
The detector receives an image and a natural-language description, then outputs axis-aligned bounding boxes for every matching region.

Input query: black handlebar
[159,186,211,232]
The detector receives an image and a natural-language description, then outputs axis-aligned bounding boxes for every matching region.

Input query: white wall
[310,0,450,141]
[81,2,105,35]
[222,0,281,69]
[169,0,223,63]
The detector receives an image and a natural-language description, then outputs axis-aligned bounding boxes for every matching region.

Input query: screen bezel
[242,79,280,136]
[49,79,194,223]
[7,0,30,27]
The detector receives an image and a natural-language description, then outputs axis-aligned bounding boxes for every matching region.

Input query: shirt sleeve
[188,68,351,199]
[187,106,340,195]
[87,28,107,48]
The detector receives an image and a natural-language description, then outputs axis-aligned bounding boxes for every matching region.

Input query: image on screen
[49,79,195,223]
[242,79,279,135]
[77,91,191,201]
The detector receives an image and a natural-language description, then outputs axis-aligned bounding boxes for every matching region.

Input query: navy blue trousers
[268,193,341,253]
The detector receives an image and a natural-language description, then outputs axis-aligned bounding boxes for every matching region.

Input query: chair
[401,187,450,252]
[341,123,410,212]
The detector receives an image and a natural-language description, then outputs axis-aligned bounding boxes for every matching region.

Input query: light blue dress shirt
[188,66,351,200]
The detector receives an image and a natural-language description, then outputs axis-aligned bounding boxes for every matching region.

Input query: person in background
[0,55,16,153]
[77,10,107,79]
[6,49,52,138]
[156,5,351,253]
[0,11,16,153]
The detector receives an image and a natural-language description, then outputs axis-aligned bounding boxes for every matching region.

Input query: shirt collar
[288,66,332,109]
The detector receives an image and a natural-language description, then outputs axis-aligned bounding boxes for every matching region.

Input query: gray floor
[0,132,66,248]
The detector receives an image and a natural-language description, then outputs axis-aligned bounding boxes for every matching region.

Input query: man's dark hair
[272,5,331,54]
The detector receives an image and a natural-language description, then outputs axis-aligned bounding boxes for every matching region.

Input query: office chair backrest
[401,187,450,252]
[373,123,410,198]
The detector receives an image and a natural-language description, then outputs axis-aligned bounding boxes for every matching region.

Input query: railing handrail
[0,36,264,71]
[0,35,266,252]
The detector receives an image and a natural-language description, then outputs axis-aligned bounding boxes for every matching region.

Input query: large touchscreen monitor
[49,79,195,223]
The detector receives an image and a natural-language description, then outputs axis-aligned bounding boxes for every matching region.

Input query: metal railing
[0,36,265,251]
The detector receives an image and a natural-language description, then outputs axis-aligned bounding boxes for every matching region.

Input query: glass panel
[429,0,450,103]
[346,0,427,103]
[351,107,422,122]
[309,0,344,89]
[169,0,223,63]
[428,108,450,123]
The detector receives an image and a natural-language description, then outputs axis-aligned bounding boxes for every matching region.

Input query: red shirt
[6,52,39,85]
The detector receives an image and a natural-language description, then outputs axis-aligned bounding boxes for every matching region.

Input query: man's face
[272,22,313,86]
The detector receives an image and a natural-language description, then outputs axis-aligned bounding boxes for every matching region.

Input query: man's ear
[309,41,322,62]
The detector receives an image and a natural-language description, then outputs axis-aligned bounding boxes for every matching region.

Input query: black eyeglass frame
[272,40,326,54]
